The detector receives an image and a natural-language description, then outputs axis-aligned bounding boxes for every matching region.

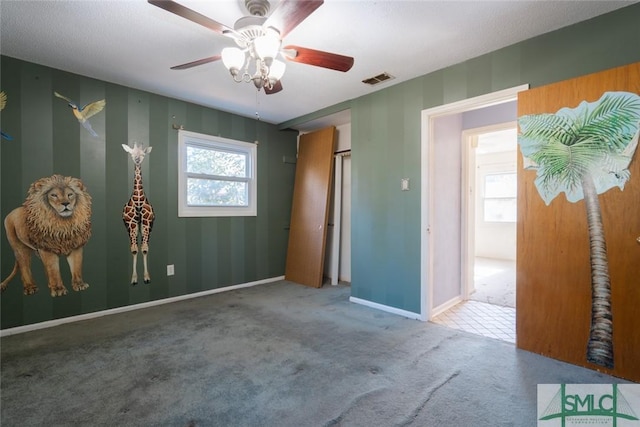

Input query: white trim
[349,296,421,320]
[430,295,463,319]
[0,276,284,337]
[420,84,529,322]
[420,106,435,321]
[460,129,477,302]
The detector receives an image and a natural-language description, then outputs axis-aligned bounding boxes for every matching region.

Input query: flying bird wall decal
[0,91,14,141]
[54,91,106,137]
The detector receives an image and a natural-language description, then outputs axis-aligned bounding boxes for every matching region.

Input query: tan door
[517,62,640,381]
[285,126,336,288]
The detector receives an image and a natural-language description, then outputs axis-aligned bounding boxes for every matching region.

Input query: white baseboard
[0,276,285,337]
[430,295,463,319]
[349,296,421,320]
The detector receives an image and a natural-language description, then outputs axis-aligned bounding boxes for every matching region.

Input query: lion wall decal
[1,174,92,297]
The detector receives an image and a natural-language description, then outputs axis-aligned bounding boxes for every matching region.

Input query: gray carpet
[0,281,628,426]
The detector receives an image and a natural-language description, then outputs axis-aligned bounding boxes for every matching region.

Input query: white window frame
[178,130,257,217]
[482,171,517,223]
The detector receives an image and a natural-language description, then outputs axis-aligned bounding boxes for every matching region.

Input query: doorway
[430,125,518,343]
[420,85,528,343]
[464,125,517,308]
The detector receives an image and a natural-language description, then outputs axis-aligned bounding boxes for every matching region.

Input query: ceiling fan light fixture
[268,59,286,82]
[151,0,355,95]
[221,47,245,76]
[253,32,281,64]
[252,75,264,89]
[222,27,283,89]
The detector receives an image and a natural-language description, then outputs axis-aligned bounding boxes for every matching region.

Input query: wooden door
[517,62,640,381]
[285,126,336,288]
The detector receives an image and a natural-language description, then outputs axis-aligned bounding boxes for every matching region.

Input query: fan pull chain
[255,89,261,121]
[254,90,260,146]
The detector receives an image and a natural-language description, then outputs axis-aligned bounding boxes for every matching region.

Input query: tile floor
[431,300,515,343]
[431,257,516,343]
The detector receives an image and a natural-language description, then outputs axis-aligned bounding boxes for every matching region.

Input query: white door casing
[420,85,528,321]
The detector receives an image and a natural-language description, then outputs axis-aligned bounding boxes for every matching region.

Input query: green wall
[0,56,298,329]
[348,4,640,314]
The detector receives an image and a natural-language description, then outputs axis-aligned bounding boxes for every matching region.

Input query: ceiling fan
[148,0,355,94]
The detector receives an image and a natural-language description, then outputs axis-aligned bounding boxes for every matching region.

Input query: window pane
[187,145,247,177]
[485,173,516,198]
[178,130,257,217]
[484,198,517,222]
[187,178,248,207]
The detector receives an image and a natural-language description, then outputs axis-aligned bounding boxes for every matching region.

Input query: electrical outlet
[167,264,175,276]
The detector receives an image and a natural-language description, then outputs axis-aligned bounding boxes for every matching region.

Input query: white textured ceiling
[1,0,636,128]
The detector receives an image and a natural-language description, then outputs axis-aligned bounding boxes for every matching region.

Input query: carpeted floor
[0,280,629,426]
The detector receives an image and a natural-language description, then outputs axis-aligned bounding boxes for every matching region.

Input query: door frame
[420,84,528,321]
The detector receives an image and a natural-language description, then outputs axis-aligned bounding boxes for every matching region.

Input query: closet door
[285,126,336,288]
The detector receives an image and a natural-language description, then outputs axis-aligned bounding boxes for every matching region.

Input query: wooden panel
[285,127,336,288]
[517,62,640,381]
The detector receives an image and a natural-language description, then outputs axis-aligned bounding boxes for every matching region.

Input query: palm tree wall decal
[518,91,640,369]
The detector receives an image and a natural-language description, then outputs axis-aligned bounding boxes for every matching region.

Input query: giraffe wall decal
[122,143,155,285]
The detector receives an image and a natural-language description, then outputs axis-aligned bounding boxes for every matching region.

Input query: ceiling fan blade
[148,0,233,34]
[264,0,323,39]
[170,55,222,70]
[283,45,354,72]
[265,80,283,95]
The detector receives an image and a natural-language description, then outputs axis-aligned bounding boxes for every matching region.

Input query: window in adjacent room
[178,130,257,217]
[483,172,517,222]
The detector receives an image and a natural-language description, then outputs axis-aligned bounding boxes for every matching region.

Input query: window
[483,172,517,222]
[178,130,257,217]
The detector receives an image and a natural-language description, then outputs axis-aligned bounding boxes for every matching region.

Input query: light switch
[401,178,410,191]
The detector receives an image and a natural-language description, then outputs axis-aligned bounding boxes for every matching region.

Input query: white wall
[432,114,463,308]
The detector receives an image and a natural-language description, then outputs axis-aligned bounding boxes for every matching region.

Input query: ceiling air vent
[362,72,395,86]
